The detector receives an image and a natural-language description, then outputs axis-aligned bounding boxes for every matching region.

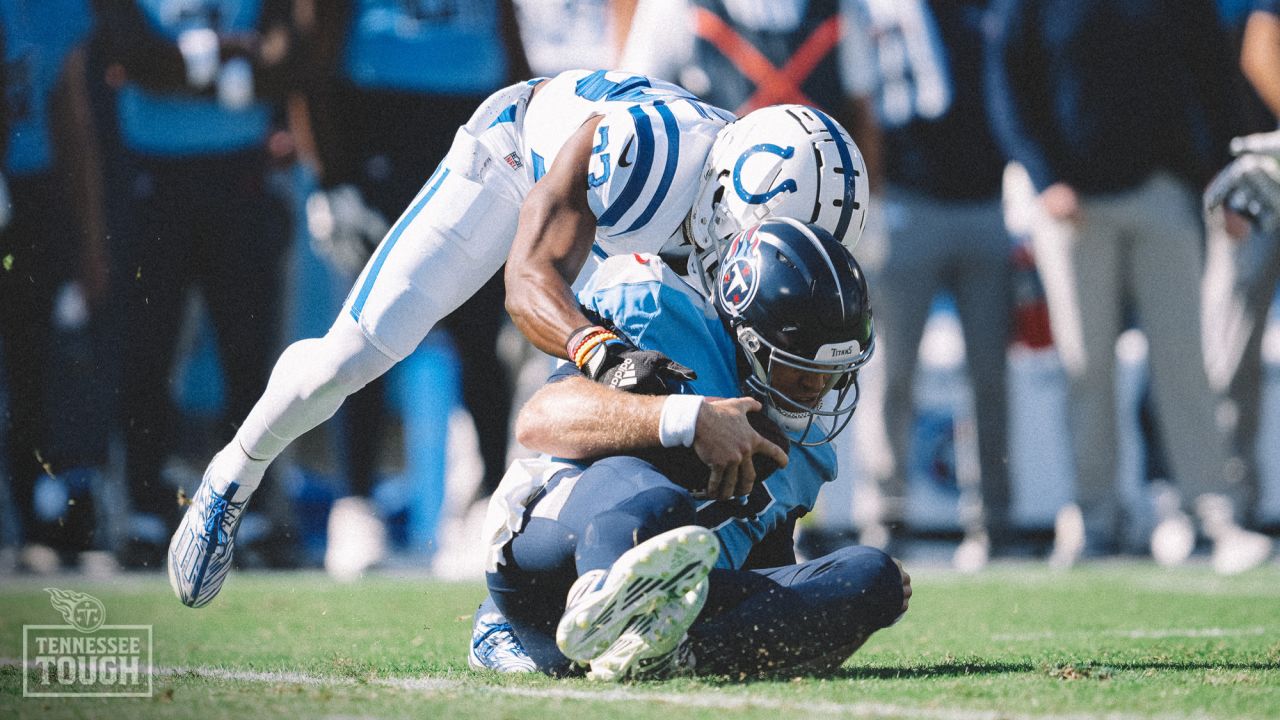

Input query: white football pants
[210,81,536,492]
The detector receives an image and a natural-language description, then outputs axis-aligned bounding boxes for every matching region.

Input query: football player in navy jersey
[472,220,908,681]
[168,68,870,610]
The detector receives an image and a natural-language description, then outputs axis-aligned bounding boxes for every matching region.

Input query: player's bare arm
[505,116,605,359]
[515,375,667,456]
[515,375,787,500]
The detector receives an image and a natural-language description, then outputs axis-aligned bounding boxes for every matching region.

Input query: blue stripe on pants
[349,166,451,321]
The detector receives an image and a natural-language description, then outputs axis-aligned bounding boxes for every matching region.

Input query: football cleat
[556,525,718,677]
[468,602,537,673]
[167,470,250,608]
[589,603,699,682]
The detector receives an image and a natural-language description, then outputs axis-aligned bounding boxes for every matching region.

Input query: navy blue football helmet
[713,217,875,446]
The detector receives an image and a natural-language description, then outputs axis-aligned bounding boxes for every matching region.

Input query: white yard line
[991,626,1272,642]
[0,658,1252,720]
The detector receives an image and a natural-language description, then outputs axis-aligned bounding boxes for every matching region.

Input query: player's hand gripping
[694,397,789,501]
[569,325,696,394]
[894,558,912,617]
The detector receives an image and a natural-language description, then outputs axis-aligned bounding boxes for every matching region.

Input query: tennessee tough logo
[719,225,763,315]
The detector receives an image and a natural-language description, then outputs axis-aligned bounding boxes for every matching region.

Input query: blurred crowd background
[1,0,1278,579]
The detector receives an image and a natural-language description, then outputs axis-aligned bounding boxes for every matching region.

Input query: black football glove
[580,337,697,395]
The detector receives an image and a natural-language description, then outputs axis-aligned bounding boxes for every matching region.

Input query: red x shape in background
[693,8,843,115]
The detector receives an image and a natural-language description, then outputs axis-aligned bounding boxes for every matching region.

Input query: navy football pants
[486,456,904,677]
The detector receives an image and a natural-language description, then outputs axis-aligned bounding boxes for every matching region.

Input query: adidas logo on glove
[610,358,639,389]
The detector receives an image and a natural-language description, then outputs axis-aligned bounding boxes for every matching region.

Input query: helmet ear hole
[736,325,762,353]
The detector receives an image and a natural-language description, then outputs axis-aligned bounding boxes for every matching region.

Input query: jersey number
[696,482,777,529]
[587,125,610,187]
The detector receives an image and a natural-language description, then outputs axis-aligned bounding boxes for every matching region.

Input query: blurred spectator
[300,0,530,579]
[855,0,1012,571]
[620,0,880,173]
[986,0,1271,572]
[1203,1,1280,530]
[0,1,107,570]
[96,0,302,569]
[621,0,882,554]
[512,0,620,75]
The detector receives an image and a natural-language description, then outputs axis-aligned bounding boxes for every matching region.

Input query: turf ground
[1,562,1278,719]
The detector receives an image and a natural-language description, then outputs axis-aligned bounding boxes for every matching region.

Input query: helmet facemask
[735,325,875,447]
[683,173,781,297]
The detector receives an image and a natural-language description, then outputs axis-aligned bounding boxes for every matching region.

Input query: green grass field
[1,562,1278,719]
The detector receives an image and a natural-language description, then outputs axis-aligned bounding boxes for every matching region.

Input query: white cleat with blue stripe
[469,602,538,674]
[556,525,718,680]
[167,471,251,608]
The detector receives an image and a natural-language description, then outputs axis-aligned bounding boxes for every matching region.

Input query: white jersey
[521,69,734,256]
[342,70,732,360]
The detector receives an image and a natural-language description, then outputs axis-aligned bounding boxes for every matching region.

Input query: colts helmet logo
[719,225,763,315]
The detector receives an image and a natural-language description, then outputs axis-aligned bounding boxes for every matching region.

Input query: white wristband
[659,395,703,448]
[178,29,219,89]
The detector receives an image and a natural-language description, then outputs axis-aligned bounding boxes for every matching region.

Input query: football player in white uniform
[167,68,868,608]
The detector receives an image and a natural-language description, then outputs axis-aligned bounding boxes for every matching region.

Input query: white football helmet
[682,104,868,296]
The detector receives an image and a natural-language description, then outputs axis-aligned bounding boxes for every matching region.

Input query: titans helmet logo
[719,225,763,315]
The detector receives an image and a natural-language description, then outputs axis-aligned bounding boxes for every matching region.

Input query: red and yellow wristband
[566,325,618,369]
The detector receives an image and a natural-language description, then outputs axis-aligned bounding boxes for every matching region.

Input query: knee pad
[579,486,695,552]
[324,318,398,395]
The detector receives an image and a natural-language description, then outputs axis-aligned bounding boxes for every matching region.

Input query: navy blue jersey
[860,0,1005,199]
[986,0,1234,192]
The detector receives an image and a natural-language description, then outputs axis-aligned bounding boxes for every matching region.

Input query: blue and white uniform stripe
[585,102,721,256]
[521,70,731,258]
[348,166,451,322]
